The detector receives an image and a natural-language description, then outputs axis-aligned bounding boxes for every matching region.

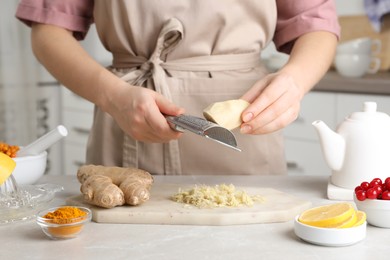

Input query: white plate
[294,215,366,247]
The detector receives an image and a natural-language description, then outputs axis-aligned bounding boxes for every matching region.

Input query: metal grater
[166,114,241,152]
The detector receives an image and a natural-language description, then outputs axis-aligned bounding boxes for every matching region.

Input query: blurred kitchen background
[1,0,389,176]
[0,1,110,176]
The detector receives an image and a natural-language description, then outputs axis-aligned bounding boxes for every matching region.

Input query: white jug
[312,102,390,189]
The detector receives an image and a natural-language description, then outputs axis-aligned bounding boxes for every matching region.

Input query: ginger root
[77,165,153,209]
[203,99,250,130]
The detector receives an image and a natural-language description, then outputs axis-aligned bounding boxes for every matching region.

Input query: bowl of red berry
[354,177,390,228]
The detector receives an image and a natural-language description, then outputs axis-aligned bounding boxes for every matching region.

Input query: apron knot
[134,60,153,85]
[140,60,153,72]
[139,58,163,76]
[120,18,185,175]
[117,18,184,89]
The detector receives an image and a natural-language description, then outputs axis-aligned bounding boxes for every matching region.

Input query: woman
[16,0,340,175]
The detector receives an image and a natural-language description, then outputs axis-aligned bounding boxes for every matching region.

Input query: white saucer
[327,178,354,201]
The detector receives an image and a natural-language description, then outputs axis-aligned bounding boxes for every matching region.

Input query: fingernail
[240,125,252,134]
[243,113,253,122]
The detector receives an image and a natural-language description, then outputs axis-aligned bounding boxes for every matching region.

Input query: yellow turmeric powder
[44,206,87,224]
[43,206,88,237]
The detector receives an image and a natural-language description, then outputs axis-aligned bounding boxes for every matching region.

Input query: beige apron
[87,0,287,175]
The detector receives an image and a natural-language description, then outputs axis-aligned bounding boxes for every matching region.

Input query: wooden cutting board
[66,183,312,226]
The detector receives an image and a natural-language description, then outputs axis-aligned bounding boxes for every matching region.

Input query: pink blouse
[15,0,340,53]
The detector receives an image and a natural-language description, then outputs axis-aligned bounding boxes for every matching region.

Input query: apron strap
[121,18,184,175]
[118,17,261,175]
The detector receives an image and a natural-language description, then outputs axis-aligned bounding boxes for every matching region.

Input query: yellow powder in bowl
[43,206,88,237]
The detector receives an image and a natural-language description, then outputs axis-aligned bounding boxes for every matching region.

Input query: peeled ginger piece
[203,99,250,130]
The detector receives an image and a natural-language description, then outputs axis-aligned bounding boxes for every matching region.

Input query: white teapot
[312,102,390,190]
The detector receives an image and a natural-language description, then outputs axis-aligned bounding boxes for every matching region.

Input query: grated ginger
[171,184,265,208]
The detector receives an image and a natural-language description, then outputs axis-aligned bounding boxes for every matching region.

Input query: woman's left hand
[239,71,304,135]
[239,30,338,135]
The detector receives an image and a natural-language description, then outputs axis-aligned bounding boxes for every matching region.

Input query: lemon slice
[331,210,358,228]
[0,152,16,185]
[298,203,355,228]
[353,211,366,227]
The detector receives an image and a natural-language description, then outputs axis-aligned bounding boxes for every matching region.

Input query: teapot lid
[348,102,390,121]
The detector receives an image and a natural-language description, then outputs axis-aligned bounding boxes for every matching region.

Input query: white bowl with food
[294,216,366,246]
[294,203,367,246]
[354,195,390,228]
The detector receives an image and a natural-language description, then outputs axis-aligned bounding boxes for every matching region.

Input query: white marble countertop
[2,174,390,260]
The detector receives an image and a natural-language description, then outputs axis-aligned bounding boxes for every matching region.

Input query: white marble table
[2,174,390,260]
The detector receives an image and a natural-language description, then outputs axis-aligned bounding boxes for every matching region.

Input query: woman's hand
[30,23,184,143]
[239,71,304,135]
[240,31,338,135]
[105,84,185,143]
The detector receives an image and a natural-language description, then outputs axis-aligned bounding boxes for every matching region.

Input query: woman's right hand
[30,23,184,143]
[103,83,185,143]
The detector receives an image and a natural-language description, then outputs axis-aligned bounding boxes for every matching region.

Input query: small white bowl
[294,216,366,247]
[12,151,47,185]
[354,195,390,228]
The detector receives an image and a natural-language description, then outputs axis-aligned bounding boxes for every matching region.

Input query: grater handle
[166,114,241,152]
[166,119,186,132]
[166,115,209,135]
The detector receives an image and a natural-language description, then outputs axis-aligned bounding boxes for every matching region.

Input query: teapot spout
[312,120,345,171]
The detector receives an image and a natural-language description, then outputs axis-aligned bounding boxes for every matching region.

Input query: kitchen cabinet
[284,92,337,176]
[285,90,390,176]
[59,25,110,176]
[60,89,390,176]
[61,87,94,175]
[58,63,390,177]
[36,81,64,176]
[336,93,390,123]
